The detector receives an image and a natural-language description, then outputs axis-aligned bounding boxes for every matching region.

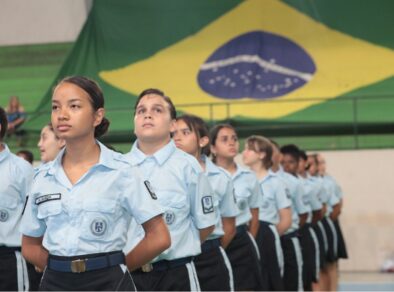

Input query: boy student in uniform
[297,149,324,291]
[209,124,263,291]
[173,114,238,291]
[37,122,65,164]
[0,107,41,291]
[317,154,348,291]
[20,77,170,291]
[281,144,320,291]
[124,89,216,291]
[242,135,291,291]
[269,140,306,291]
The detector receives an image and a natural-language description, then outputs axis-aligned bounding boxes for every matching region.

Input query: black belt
[134,256,193,273]
[259,220,273,226]
[0,246,21,255]
[48,251,125,273]
[201,238,221,253]
[281,230,299,240]
[236,224,248,234]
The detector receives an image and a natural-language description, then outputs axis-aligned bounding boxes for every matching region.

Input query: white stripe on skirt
[268,225,284,277]
[308,227,320,280]
[291,237,304,291]
[186,262,201,291]
[326,217,338,258]
[247,231,261,260]
[219,246,234,292]
[317,221,328,253]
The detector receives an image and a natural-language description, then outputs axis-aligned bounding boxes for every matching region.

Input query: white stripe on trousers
[15,251,29,291]
[290,237,304,291]
[247,231,261,260]
[268,225,284,277]
[219,246,234,292]
[326,217,338,258]
[308,227,320,280]
[186,262,201,291]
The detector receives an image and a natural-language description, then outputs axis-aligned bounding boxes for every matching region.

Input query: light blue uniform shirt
[202,155,238,240]
[298,175,323,223]
[307,175,330,216]
[20,142,163,256]
[226,164,262,227]
[321,175,341,216]
[124,140,216,262]
[259,170,291,225]
[276,168,309,233]
[0,144,33,247]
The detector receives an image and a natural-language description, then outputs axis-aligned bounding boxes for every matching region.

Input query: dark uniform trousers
[256,222,284,291]
[0,247,42,291]
[194,239,232,291]
[226,225,263,291]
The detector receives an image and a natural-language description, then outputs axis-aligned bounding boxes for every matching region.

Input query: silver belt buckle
[71,259,87,273]
[141,263,153,272]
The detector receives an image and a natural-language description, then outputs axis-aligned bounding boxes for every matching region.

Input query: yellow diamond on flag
[100,0,394,119]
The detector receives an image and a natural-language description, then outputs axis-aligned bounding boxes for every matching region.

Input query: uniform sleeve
[306,183,323,211]
[275,180,292,210]
[121,168,164,225]
[248,174,263,209]
[218,176,239,218]
[293,180,310,215]
[190,171,217,229]
[20,190,47,237]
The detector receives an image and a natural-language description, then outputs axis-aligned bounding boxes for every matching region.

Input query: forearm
[248,208,260,238]
[276,208,292,236]
[21,236,48,270]
[199,225,215,243]
[220,217,236,249]
[125,216,170,271]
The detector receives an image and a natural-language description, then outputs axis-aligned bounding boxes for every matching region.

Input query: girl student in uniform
[20,76,170,291]
[0,106,39,291]
[124,89,217,291]
[242,135,291,291]
[209,124,263,291]
[37,122,65,164]
[173,114,238,291]
[297,149,323,291]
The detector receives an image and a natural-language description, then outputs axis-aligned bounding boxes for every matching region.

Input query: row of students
[0,75,347,291]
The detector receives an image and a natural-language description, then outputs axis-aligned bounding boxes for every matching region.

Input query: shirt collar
[202,155,221,175]
[47,141,118,176]
[128,139,176,166]
[0,143,10,162]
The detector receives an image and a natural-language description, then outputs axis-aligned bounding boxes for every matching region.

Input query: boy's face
[134,94,175,143]
[281,153,298,175]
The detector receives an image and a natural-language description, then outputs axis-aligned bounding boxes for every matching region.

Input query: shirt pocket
[81,198,117,241]
[0,194,19,222]
[37,199,62,219]
[159,194,188,228]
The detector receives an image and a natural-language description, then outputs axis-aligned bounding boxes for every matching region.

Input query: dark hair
[56,76,110,138]
[280,144,301,162]
[299,149,307,161]
[177,114,210,155]
[134,88,177,120]
[17,150,34,164]
[245,135,273,168]
[209,123,237,163]
[0,106,8,139]
[209,123,236,146]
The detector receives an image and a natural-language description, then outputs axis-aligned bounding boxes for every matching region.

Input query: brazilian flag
[29,0,394,140]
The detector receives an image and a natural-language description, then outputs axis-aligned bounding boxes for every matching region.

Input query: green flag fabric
[28,0,394,140]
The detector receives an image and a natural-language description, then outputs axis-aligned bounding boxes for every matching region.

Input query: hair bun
[94,117,110,138]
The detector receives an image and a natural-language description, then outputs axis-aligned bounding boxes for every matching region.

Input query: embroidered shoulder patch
[202,196,214,214]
